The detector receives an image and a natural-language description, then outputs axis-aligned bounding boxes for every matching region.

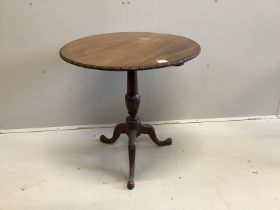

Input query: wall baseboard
[0,115,278,135]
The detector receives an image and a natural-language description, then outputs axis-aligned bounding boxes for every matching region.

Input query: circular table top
[59,32,201,71]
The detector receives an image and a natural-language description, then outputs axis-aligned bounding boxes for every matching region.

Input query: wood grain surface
[60,32,201,71]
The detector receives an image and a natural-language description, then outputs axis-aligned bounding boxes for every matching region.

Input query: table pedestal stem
[100,71,172,190]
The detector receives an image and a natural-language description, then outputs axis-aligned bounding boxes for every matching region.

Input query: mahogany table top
[60,32,201,71]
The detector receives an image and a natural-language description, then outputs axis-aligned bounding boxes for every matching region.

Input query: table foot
[127,180,135,190]
[141,124,172,146]
[100,123,128,144]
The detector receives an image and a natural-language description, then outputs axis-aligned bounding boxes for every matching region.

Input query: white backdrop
[0,0,279,129]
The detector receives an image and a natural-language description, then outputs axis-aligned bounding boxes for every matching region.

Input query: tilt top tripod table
[60,32,201,190]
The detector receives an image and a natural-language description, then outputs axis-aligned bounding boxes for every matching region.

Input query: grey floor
[0,117,280,210]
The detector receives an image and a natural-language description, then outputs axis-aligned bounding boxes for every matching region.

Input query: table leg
[100,123,128,144]
[140,124,172,146]
[127,129,136,190]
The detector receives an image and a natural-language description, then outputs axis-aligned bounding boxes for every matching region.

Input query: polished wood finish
[59,32,201,190]
[60,32,200,71]
[100,71,172,190]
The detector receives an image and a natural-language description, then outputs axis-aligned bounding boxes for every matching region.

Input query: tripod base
[100,117,172,190]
